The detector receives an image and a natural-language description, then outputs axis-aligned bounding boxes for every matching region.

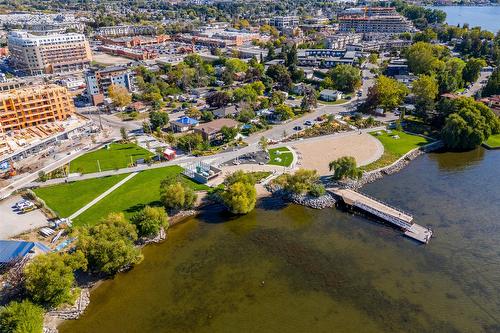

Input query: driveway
[0,195,48,239]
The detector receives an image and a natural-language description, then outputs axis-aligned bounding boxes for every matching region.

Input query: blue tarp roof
[176,116,199,125]
[0,240,35,263]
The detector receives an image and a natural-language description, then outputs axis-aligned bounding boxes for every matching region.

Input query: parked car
[293,126,303,131]
[304,120,313,126]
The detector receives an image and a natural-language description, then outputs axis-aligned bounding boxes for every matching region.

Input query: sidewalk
[68,172,138,221]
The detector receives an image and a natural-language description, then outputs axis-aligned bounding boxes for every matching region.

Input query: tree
[412,74,439,116]
[300,87,318,112]
[437,57,466,94]
[413,28,438,43]
[270,90,286,105]
[149,111,169,130]
[206,91,231,108]
[329,156,363,180]
[482,68,500,97]
[120,127,129,142]
[221,171,257,214]
[266,64,292,91]
[462,58,486,84]
[328,64,362,93]
[177,133,203,152]
[131,206,169,238]
[0,300,44,333]
[440,97,500,150]
[201,110,214,122]
[369,76,409,112]
[24,252,86,308]
[274,104,294,121]
[76,213,142,275]
[275,169,325,196]
[405,42,448,75]
[185,107,202,119]
[368,53,379,65]
[160,179,197,211]
[108,84,132,108]
[220,125,238,142]
[259,136,268,151]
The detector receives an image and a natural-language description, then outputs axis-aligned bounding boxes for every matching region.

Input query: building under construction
[0,84,75,133]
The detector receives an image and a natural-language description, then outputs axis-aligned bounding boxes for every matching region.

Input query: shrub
[0,300,44,333]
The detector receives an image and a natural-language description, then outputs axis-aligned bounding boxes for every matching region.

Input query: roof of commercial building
[0,240,35,263]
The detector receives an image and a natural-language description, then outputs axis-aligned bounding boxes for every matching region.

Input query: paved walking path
[68,172,138,221]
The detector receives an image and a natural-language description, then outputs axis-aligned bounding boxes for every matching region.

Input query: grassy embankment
[484,134,500,149]
[34,174,129,218]
[69,143,153,174]
[362,130,432,171]
[36,166,208,226]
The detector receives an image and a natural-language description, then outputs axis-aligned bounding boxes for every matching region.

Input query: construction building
[7,31,92,75]
[0,84,75,132]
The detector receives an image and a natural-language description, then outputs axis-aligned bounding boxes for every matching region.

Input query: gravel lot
[0,195,48,239]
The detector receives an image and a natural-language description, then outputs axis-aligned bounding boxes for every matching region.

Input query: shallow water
[60,148,500,333]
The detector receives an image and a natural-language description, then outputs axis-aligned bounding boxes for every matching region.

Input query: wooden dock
[331,188,432,244]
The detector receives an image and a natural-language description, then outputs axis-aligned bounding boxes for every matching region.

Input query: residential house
[212,105,238,118]
[170,116,199,133]
[194,118,239,142]
[480,95,500,117]
[320,89,343,102]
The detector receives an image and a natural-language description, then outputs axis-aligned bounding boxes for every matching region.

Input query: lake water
[60,148,500,333]
[431,6,500,33]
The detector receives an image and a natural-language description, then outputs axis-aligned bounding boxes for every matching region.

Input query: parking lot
[0,195,48,239]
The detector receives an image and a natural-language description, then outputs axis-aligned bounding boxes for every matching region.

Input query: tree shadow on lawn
[125,200,163,214]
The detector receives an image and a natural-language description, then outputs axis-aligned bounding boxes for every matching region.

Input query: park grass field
[484,134,500,149]
[268,147,293,167]
[34,174,129,218]
[362,130,431,171]
[69,143,153,174]
[73,166,208,226]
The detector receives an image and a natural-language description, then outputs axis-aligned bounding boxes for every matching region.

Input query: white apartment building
[269,16,300,29]
[8,31,92,75]
[339,15,415,34]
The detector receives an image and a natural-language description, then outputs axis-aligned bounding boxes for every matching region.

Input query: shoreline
[49,142,442,332]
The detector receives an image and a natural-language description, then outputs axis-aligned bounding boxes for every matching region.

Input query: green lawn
[484,134,500,149]
[73,166,208,226]
[69,143,154,174]
[362,130,432,171]
[268,147,294,167]
[33,174,129,218]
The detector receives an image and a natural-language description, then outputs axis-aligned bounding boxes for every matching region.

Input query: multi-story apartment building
[338,15,415,34]
[339,7,398,17]
[297,49,360,68]
[85,66,137,105]
[95,25,157,37]
[8,31,92,75]
[0,84,75,132]
[269,16,300,30]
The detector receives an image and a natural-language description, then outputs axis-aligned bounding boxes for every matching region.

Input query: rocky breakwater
[340,141,444,190]
[265,185,336,209]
